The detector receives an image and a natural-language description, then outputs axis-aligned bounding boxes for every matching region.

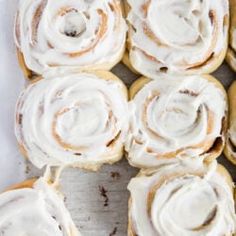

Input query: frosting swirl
[0,178,80,236]
[127,0,229,77]
[128,162,236,236]
[15,71,128,169]
[15,0,127,76]
[126,75,227,168]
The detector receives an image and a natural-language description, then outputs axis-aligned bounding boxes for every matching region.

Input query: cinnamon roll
[15,71,128,170]
[128,162,236,236]
[14,0,127,79]
[125,0,229,77]
[225,81,236,165]
[126,75,227,168]
[0,178,81,236]
[226,0,236,71]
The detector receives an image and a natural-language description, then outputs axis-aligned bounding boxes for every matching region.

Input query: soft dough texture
[126,75,227,168]
[126,0,229,77]
[0,178,81,236]
[225,81,236,164]
[226,0,236,71]
[15,71,128,170]
[128,162,236,236]
[14,0,127,77]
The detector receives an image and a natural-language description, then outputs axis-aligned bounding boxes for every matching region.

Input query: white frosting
[126,75,227,168]
[0,178,80,236]
[128,162,236,236]
[15,72,128,169]
[127,0,229,77]
[15,0,127,74]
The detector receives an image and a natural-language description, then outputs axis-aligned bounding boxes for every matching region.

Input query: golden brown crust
[122,51,139,74]
[128,164,234,236]
[18,143,29,162]
[226,48,236,72]
[129,76,150,100]
[224,81,236,165]
[129,75,228,165]
[122,0,139,74]
[4,179,36,192]
[226,0,236,72]
[17,46,127,81]
[229,81,236,122]
[216,164,234,192]
[17,49,38,80]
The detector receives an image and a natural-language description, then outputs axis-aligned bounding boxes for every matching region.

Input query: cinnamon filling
[179,89,199,97]
[68,9,108,57]
[17,114,23,125]
[62,9,87,38]
[106,131,121,147]
[31,0,47,45]
[192,207,217,230]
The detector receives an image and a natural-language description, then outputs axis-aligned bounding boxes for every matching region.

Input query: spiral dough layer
[0,178,80,236]
[15,0,127,75]
[127,0,229,77]
[126,75,227,168]
[128,162,236,236]
[15,71,128,170]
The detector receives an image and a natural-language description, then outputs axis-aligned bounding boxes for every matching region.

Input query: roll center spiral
[54,101,105,148]
[151,177,218,232]
[149,1,202,46]
[62,11,86,38]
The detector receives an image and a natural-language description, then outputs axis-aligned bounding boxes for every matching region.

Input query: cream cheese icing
[0,178,80,236]
[14,0,127,75]
[15,72,128,169]
[127,0,229,77]
[128,162,236,236]
[126,75,227,168]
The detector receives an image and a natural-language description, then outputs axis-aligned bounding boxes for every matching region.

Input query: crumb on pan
[110,172,121,180]
[109,227,117,236]
[99,185,109,207]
